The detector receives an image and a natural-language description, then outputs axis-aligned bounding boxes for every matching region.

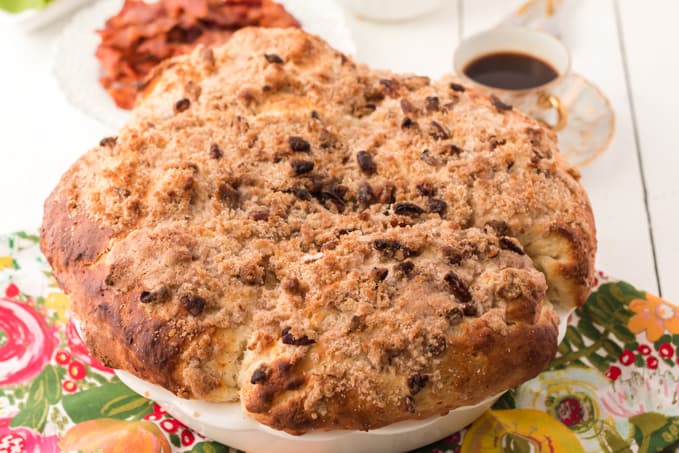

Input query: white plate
[0,0,93,31]
[112,306,574,453]
[53,0,356,131]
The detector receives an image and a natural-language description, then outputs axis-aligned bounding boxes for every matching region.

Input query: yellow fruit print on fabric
[460,409,585,453]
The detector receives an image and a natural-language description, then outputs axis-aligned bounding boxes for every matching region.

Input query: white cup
[454,26,571,130]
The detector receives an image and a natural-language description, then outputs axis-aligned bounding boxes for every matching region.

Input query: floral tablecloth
[0,231,677,453]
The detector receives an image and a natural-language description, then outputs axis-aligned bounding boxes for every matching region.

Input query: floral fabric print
[0,233,677,453]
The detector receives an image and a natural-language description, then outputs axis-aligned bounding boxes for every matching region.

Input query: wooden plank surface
[618,0,679,301]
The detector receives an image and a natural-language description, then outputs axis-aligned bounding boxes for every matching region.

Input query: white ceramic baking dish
[112,306,573,453]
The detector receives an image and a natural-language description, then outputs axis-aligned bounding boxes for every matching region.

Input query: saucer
[544,73,615,168]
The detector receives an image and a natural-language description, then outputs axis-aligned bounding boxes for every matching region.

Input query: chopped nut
[291,159,314,175]
[348,315,366,332]
[378,183,396,204]
[250,210,269,221]
[264,53,284,64]
[288,136,311,152]
[401,117,415,129]
[180,295,205,316]
[420,149,439,166]
[445,306,464,324]
[174,98,190,113]
[291,185,311,201]
[281,327,315,346]
[139,287,168,304]
[490,95,512,112]
[444,271,472,303]
[379,78,399,95]
[358,182,375,205]
[373,239,416,259]
[370,267,389,282]
[449,82,466,92]
[311,110,320,120]
[415,183,435,197]
[428,335,447,356]
[99,136,117,147]
[319,129,337,149]
[394,260,414,277]
[250,366,270,384]
[283,278,303,294]
[393,202,424,217]
[484,220,508,236]
[462,303,478,316]
[209,144,223,159]
[428,198,447,216]
[444,144,463,156]
[489,136,507,150]
[499,237,525,255]
[400,98,416,114]
[429,121,450,140]
[217,183,239,206]
[407,374,429,395]
[356,150,377,175]
[425,96,440,111]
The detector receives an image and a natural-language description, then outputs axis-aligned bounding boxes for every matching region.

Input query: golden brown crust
[41,28,595,434]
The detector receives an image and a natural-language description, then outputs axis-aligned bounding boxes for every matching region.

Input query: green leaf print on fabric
[9,365,62,432]
[189,442,233,453]
[630,413,679,453]
[551,282,643,370]
[10,399,49,432]
[62,382,155,423]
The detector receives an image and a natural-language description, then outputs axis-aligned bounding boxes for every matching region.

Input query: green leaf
[587,352,610,372]
[10,399,49,432]
[634,355,644,367]
[597,421,632,453]
[602,339,623,359]
[62,382,154,423]
[189,442,231,453]
[577,317,602,341]
[170,433,181,448]
[26,365,61,406]
[630,413,679,453]
[566,325,585,348]
[15,231,40,243]
[557,338,573,355]
[42,365,61,404]
[492,390,516,410]
[611,324,636,344]
[654,334,672,349]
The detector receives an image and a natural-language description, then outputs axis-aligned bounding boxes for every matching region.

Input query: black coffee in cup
[463,52,559,90]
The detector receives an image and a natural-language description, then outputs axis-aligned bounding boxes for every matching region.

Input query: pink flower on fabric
[0,418,59,453]
[0,298,55,386]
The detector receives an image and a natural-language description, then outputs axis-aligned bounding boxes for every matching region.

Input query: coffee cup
[453,26,570,130]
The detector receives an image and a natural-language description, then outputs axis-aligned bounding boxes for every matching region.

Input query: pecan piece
[444,271,472,303]
[264,53,284,64]
[281,327,315,346]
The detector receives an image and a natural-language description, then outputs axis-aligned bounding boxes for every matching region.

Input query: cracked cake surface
[41,27,596,434]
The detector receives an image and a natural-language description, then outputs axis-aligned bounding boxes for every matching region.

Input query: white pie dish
[109,305,573,453]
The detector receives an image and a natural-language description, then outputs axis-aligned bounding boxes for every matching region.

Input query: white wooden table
[0,0,676,301]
